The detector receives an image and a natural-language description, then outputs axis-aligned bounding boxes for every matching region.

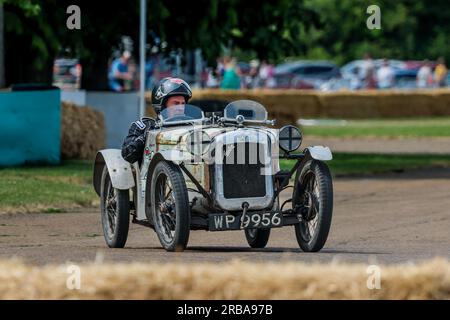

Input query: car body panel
[94,101,331,224]
[93,149,135,196]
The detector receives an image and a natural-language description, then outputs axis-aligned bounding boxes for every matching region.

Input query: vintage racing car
[93,100,333,252]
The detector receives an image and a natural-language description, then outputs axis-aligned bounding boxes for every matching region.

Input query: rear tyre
[100,166,130,248]
[151,161,190,252]
[293,160,333,252]
[244,198,277,248]
[245,228,271,248]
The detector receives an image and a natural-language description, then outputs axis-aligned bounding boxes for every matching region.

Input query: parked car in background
[393,69,419,89]
[340,59,406,79]
[402,60,437,71]
[53,58,82,90]
[273,61,340,89]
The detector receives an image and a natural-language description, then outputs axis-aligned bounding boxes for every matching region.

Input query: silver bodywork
[212,128,274,211]
[305,146,333,161]
[93,108,333,222]
[93,149,134,196]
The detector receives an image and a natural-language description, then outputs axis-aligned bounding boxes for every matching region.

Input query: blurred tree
[1,0,449,89]
[0,2,4,88]
[1,0,42,87]
[2,0,318,89]
[301,0,450,64]
[3,0,140,89]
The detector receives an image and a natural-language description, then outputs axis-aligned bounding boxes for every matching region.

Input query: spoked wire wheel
[293,160,333,252]
[154,173,176,244]
[151,161,190,252]
[100,166,130,248]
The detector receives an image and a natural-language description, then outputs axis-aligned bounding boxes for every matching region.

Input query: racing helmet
[151,77,192,113]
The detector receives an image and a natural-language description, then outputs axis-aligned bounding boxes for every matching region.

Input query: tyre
[245,228,271,248]
[244,198,278,248]
[151,161,190,252]
[100,166,130,248]
[293,160,333,252]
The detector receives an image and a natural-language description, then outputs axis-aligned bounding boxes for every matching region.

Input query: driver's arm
[121,118,155,164]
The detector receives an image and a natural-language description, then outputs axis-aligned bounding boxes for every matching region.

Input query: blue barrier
[0,89,61,166]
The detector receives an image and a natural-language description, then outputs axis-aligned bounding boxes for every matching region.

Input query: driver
[121,77,193,164]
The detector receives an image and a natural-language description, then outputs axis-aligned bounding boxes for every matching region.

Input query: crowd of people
[205,56,276,90]
[351,54,448,90]
[106,50,448,92]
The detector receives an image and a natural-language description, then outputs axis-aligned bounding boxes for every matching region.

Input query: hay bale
[61,102,106,160]
[0,258,448,299]
[147,89,450,125]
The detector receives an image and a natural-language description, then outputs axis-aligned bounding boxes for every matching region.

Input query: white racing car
[93,100,333,252]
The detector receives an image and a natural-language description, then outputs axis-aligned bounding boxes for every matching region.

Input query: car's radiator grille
[222,142,267,199]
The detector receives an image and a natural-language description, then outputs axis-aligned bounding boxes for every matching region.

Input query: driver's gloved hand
[121,117,155,164]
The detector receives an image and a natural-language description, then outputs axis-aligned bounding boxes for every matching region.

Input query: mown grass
[281,153,450,175]
[1,154,450,213]
[0,160,96,213]
[301,117,450,138]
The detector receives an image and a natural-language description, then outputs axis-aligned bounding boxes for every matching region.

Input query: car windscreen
[223,100,268,121]
[159,104,204,124]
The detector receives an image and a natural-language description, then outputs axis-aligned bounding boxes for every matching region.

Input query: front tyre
[151,161,190,252]
[293,160,333,252]
[100,166,130,248]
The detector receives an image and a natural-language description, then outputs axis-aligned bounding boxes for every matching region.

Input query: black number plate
[209,211,283,231]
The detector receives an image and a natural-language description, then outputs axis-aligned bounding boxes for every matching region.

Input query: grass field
[1,154,450,213]
[0,161,95,214]
[281,153,450,175]
[301,117,450,138]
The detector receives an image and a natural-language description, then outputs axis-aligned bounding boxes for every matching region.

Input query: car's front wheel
[293,160,333,252]
[151,161,190,252]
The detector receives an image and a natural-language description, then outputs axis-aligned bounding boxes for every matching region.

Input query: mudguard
[93,149,135,196]
[304,146,333,161]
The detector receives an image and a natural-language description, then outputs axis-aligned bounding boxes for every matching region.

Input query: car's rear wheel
[244,198,278,248]
[100,166,130,248]
[245,228,271,248]
[151,161,190,252]
[293,160,333,252]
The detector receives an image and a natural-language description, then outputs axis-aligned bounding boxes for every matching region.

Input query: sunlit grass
[301,117,450,137]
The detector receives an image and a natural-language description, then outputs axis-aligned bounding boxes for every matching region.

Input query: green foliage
[300,0,450,64]
[2,0,449,87]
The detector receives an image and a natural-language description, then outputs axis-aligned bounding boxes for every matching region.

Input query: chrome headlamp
[279,125,302,152]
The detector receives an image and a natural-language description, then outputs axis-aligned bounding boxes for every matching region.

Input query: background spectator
[417,60,433,88]
[257,60,275,88]
[220,57,241,90]
[377,59,395,89]
[108,51,134,92]
[434,57,448,87]
[360,53,376,89]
